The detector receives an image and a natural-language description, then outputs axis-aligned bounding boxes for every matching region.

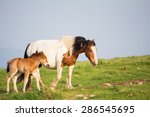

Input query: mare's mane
[60,36,86,55]
[73,39,96,54]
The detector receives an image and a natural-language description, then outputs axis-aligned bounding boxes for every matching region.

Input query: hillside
[0,55,150,100]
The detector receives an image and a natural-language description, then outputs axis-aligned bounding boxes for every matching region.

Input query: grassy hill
[0,55,150,100]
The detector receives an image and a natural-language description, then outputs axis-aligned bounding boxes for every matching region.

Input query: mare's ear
[85,40,90,45]
[92,39,96,46]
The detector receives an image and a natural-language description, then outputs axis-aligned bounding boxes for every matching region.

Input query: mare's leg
[6,70,18,94]
[26,75,32,91]
[16,73,32,91]
[16,73,24,83]
[50,66,63,90]
[12,73,21,93]
[23,73,29,93]
[67,65,74,89]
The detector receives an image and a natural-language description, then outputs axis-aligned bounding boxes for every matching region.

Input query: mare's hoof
[15,91,18,93]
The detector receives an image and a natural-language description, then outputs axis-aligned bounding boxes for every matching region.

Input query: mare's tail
[24,44,30,58]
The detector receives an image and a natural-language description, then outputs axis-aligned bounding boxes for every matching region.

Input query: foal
[6,52,49,93]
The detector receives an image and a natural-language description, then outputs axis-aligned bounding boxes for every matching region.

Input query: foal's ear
[40,51,45,55]
[36,50,38,54]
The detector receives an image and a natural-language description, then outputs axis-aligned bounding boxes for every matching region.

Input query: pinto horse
[6,52,49,93]
[21,36,98,90]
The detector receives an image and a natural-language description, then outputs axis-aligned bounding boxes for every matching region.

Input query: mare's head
[37,52,49,68]
[84,40,98,66]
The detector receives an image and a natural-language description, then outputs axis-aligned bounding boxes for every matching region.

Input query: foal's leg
[23,73,29,93]
[36,69,45,87]
[67,65,74,89]
[50,66,63,90]
[6,70,18,94]
[12,73,21,93]
[32,70,41,91]
[39,77,45,87]
[7,76,12,94]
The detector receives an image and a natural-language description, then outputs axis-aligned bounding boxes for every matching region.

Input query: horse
[6,52,49,93]
[20,36,98,90]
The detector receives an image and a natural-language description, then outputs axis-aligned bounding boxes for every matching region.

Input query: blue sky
[0,0,150,67]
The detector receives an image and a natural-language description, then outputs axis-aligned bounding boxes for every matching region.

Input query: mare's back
[27,40,60,55]
[26,40,64,68]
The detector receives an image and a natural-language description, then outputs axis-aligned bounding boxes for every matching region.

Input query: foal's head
[37,52,49,68]
[84,40,98,66]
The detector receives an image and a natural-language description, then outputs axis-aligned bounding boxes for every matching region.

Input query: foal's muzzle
[46,64,50,68]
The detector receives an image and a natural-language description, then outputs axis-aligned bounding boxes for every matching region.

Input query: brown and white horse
[21,36,98,90]
[61,40,97,89]
[6,52,49,93]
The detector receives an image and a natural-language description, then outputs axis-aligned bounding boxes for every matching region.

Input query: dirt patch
[101,79,150,88]
[0,89,6,94]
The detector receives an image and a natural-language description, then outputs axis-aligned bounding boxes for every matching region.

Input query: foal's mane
[30,51,43,57]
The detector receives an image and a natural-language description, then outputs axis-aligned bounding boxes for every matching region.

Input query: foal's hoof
[66,85,74,90]
[50,86,56,91]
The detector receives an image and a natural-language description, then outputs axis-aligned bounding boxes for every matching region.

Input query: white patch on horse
[91,46,98,65]
[60,36,75,56]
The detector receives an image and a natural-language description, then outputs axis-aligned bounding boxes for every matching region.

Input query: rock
[83,96,88,100]
[89,94,96,98]
[76,94,84,98]
[103,83,112,87]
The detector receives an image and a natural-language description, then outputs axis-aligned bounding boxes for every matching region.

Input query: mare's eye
[89,49,93,52]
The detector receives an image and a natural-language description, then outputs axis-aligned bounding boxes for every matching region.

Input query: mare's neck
[61,47,85,67]
[72,48,85,59]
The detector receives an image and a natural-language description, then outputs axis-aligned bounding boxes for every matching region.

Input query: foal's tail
[6,62,10,73]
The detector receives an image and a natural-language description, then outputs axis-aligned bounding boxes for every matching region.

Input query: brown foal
[6,52,49,93]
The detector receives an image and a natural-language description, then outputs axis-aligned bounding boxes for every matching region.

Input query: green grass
[0,55,150,100]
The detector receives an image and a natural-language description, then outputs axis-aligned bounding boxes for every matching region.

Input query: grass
[0,55,150,100]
